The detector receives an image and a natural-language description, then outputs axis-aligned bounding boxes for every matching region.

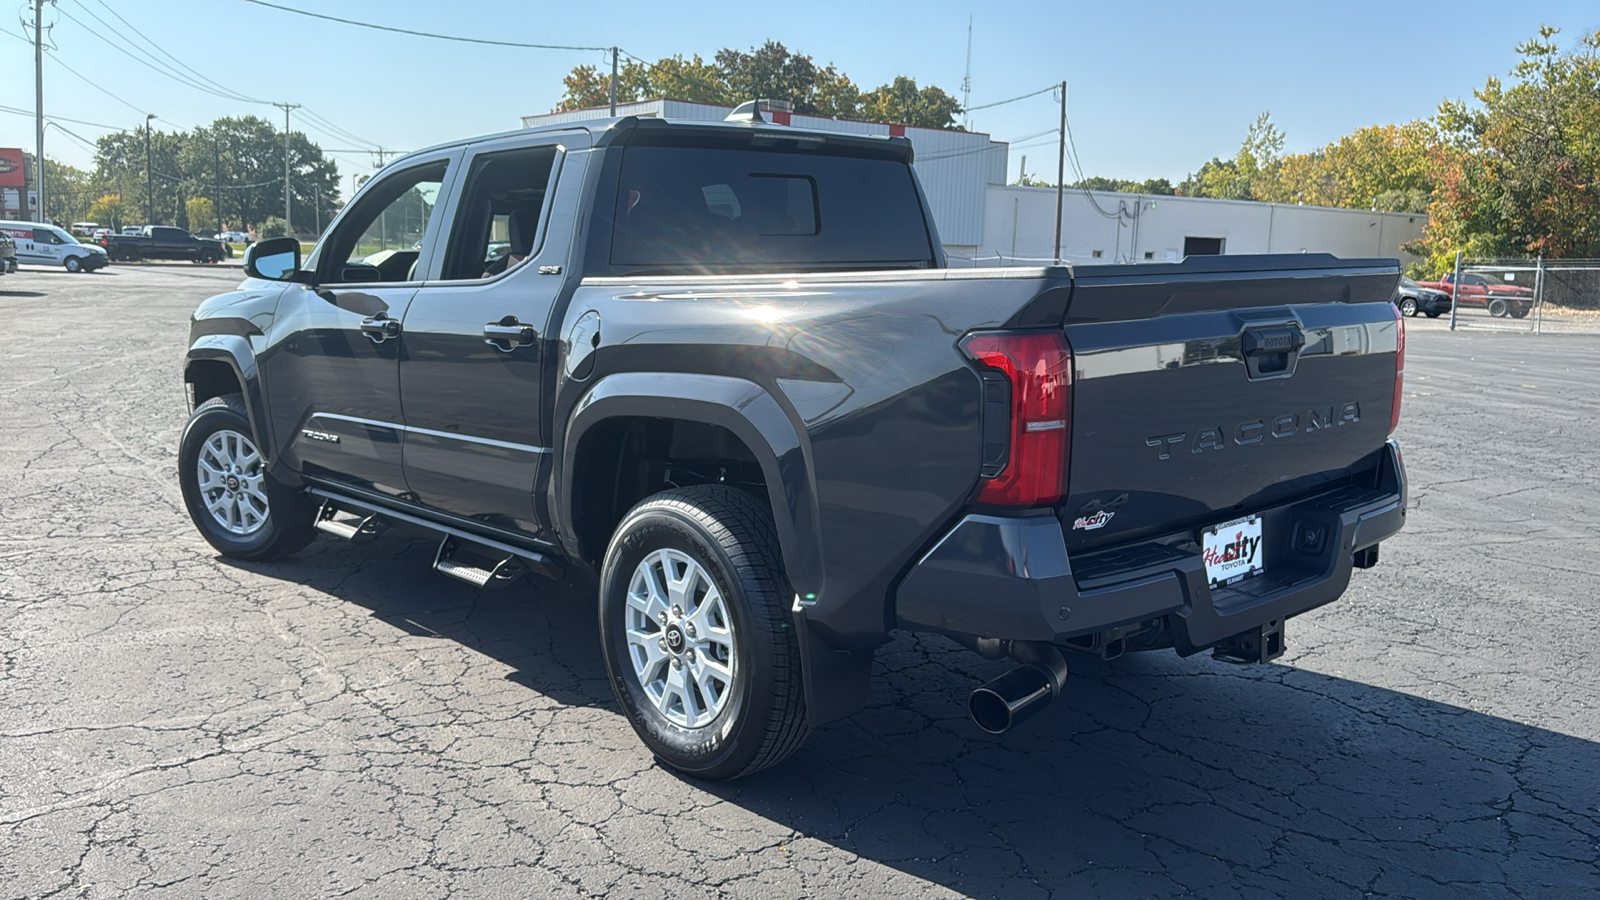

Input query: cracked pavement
[1,266,1598,898]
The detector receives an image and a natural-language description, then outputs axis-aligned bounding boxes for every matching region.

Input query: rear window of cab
[610,143,937,273]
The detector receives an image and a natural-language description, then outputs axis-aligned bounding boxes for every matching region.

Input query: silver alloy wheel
[625,548,737,728]
[196,429,270,536]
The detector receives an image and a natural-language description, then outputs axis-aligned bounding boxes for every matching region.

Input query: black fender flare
[184,335,276,467]
[560,371,821,598]
[560,371,873,725]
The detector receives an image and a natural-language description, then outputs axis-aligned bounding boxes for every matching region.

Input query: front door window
[319,162,447,285]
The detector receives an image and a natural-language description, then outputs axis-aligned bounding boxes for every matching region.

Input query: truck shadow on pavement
[232,532,1600,899]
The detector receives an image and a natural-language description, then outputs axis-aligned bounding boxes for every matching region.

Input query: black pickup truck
[104,225,228,263]
[180,116,1407,780]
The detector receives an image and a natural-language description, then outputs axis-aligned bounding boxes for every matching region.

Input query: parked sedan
[1394,276,1452,318]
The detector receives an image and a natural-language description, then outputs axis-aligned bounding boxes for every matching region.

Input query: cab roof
[392,115,915,172]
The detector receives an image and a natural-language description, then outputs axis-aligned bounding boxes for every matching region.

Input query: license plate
[1203,515,1264,588]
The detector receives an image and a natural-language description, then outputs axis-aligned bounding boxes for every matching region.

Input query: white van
[0,221,109,272]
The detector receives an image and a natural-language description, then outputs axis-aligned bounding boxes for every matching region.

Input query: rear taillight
[1390,302,1405,433]
[960,331,1073,506]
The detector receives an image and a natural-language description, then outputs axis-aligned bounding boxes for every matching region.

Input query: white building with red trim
[523,99,1425,266]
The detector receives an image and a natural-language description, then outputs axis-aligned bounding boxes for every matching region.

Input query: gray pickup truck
[180,115,1407,779]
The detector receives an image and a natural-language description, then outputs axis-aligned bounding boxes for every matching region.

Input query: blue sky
[5,0,1597,197]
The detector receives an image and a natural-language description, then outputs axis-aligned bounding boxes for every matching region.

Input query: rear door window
[610,143,935,272]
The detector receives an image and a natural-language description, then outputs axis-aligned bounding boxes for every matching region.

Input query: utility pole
[273,102,301,233]
[214,133,223,233]
[961,16,972,130]
[1054,80,1066,265]
[33,0,46,222]
[604,47,617,114]
[145,113,156,225]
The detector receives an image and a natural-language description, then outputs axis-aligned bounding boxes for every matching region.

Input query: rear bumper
[895,440,1406,654]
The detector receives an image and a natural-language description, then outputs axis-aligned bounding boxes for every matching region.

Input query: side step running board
[433,537,525,589]
[304,486,564,585]
[315,499,388,541]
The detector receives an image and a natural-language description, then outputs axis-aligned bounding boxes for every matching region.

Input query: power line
[84,0,265,105]
[965,84,1056,113]
[298,107,379,150]
[54,5,261,104]
[44,47,148,119]
[238,0,611,51]
[0,103,121,130]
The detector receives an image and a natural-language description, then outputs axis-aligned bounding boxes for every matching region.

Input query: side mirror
[244,237,303,281]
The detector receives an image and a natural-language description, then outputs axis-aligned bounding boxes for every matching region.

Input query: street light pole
[145,114,156,225]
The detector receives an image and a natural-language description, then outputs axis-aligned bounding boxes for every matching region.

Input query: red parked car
[1416,271,1534,318]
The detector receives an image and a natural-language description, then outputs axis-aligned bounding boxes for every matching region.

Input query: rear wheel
[1398,297,1418,317]
[63,256,81,273]
[178,394,314,561]
[598,485,809,781]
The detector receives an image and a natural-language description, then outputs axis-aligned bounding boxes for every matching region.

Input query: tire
[1426,311,1441,318]
[599,485,809,781]
[63,256,81,273]
[1487,297,1510,318]
[1510,304,1530,319]
[178,394,314,561]
[1399,297,1418,317]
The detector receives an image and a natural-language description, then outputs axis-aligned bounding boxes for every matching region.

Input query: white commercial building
[522,100,1425,266]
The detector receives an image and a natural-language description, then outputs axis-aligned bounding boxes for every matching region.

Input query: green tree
[186,197,217,232]
[1068,176,1176,195]
[716,41,822,110]
[94,116,339,235]
[813,67,863,118]
[554,44,964,128]
[859,77,963,130]
[87,193,129,230]
[648,55,728,104]
[559,59,653,110]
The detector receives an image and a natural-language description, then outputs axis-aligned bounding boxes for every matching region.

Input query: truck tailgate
[1058,256,1402,553]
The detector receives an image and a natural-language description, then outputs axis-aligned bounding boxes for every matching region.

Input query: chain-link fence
[1448,257,1600,334]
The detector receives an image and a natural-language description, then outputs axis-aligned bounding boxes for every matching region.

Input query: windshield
[1400,277,1419,290]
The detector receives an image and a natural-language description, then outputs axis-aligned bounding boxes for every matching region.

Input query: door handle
[360,315,400,343]
[484,317,537,352]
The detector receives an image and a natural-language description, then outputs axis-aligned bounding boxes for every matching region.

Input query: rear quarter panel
[558,269,1068,646]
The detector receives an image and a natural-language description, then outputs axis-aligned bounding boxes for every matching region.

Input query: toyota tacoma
[179,115,1407,780]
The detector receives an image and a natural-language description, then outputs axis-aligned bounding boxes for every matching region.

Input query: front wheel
[1398,297,1417,317]
[1510,304,1530,319]
[178,394,314,561]
[63,256,81,273]
[1426,311,1441,318]
[598,485,809,780]
[1487,297,1510,318]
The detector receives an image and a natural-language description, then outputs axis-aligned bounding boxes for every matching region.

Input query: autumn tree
[555,42,964,129]
[1426,26,1600,262]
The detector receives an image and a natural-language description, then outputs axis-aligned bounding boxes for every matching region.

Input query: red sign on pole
[0,148,25,188]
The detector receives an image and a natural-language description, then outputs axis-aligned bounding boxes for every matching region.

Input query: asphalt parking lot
[2,265,1597,899]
